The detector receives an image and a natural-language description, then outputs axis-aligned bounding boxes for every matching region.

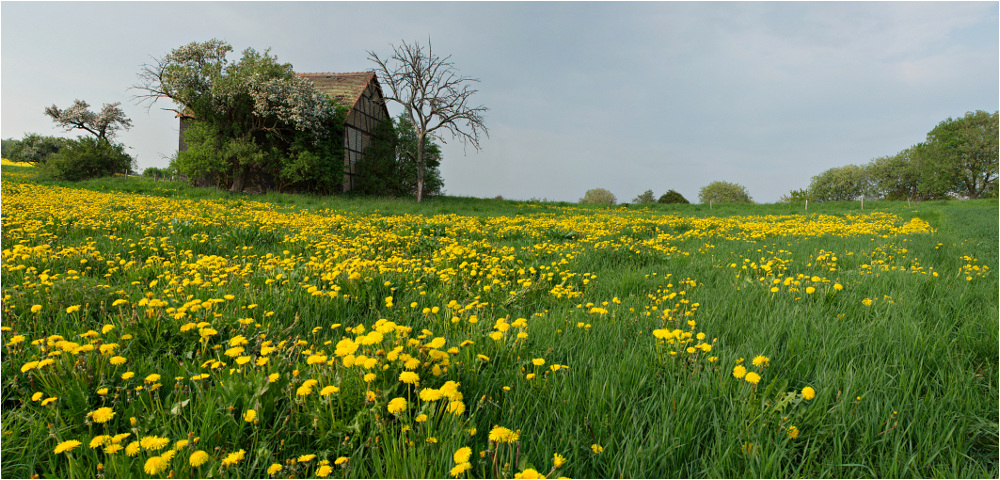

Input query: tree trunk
[231,165,249,192]
[416,132,426,202]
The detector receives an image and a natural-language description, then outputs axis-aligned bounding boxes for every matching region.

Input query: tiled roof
[296,72,377,109]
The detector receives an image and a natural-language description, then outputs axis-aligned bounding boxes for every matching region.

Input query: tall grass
[2,164,997,478]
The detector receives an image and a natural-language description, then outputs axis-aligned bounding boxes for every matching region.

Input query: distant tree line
[797,110,998,202]
[3,100,136,180]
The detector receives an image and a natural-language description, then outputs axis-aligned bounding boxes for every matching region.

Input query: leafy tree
[369,39,488,202]
[355,116,443,197]
[134,39,345,193]
[632,189,656,204]
[658,189,690,204]
[142,165,177,180]
[44,100,133,142]
[779,188,812,203]
[922,110,998,199]
[44,136,134,181]
[865,147,938,201]
[1,133,68,165]
[580,188,616,205]
[698,181,752,204]
[808,165,873,202]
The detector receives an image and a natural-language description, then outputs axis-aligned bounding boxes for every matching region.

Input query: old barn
[297,72,390,191]
[177,71,390,192]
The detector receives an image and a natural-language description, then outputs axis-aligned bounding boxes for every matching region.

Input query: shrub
[43,137,134,181]
[632,189,656,204]
[2,133,68,165]
[658,190,690,204]
[698,181,752,204]
[580,188,616,205]
[779,188,813,202]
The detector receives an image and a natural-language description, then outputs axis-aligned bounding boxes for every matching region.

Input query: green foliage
[632,189,656,204]
[808,164,873,202]
[923,110,998,199]
[580,188,617,205]
[141,165,177,180]
[658,189,690,204]
[801,110,998,202]
[698,180,752,204]
[355,116,443,197]
[779,188,813,203]
[42,137,134,181]
[137,40,345,193]
[1,133,68,165]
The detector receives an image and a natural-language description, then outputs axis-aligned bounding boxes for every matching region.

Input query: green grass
[2,165,997,478]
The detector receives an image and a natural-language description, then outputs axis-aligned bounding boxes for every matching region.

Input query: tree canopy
[807,110,998,201]
[134,39,346,193]
[369,39,487,202]
[698,181,752,204]
[658,190,690,204]
[354,115,444,197]
[44,100,133,142]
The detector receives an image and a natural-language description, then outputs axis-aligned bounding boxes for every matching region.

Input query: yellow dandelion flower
[514,468,543,478]
[31,391,43,402]
[399,371,420,384]
[298,454,316,462]
[125,441,141,457]
[140,436,170,451]
[243,409,256,423]
[89,435,109,449]
[787,425,800,439]
[103,443,123,454]
[267,463,283,475]
[745,371,761,385]
[453,446,472,464]
[419,388,443,401]
[801,386,816,400]
[189,450,210,467]
[752,355,769,367]
[334,456,349,465]
[553,452,566,468]
[320,385,340,396]
[732,365,747,379]
[450,462,472,477]
[387,397,407,414]
[220,449,245,467]
[144,456,169,475]
[54,440,82,454]
[89,407,115,423]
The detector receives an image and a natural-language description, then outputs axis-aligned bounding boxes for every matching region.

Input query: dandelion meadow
[1,164,997,478]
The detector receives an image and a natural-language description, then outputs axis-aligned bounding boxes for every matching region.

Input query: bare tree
[44,100,133,142]
[369,39,488,202]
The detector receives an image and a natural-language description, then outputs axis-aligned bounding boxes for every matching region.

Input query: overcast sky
[2,1,997,203]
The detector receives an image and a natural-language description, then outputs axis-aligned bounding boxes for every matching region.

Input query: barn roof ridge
[296,71,383,111]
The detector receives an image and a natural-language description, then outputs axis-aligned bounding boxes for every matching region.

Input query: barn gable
[297,72,391,192]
